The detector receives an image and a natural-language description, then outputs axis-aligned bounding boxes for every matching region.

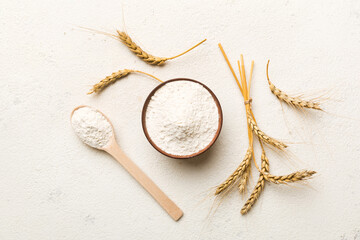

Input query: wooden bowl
[141,78,223,159]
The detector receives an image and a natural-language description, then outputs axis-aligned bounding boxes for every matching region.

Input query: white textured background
[1,0,360,239]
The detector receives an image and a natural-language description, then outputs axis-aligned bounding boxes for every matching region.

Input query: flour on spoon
[71,107,113,149]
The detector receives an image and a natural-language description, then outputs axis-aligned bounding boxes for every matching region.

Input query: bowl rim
[141,78,223,159]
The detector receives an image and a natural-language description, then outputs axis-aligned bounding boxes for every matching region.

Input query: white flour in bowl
[145,80,220,156]
[71,106,113,149]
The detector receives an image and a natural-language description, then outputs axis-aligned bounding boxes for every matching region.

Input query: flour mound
[71,107,113,149]
[145,81,219,156]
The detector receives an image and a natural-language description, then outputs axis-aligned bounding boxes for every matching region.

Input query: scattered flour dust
[145,80,220,156]
[71,106,113,149]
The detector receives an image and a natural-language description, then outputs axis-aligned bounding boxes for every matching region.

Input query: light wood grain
[104,140,183,221]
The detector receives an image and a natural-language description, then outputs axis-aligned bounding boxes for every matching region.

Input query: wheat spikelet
[247,113,287,150]
[266,60,322,110]
[88,69,162,94]
[261,151,270,173]
[215,148,252,195]
[241,152,269,215]
[263,170,316,184]
[117,31,206,66]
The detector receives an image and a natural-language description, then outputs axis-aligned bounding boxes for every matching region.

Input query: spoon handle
[105,143,183,221]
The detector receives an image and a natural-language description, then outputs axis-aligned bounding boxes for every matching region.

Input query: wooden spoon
[71,105,183,221]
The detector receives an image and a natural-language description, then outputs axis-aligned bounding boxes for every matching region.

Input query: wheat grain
[117,31,206,65]
[263,170,316,184]
[247,113,287,150]
[215,148,252,195]
[266,60,322,110]
[241,152,269,215]
[88,69,162,94]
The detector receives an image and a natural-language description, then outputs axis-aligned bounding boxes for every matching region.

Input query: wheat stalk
[247,113,287,150]
[78,27,206,65]
[117,31,206,65]
[241,152,269,215]
[263,170,316,184]
[215,148,252,195]
[88,69,162,94]
[266,60,322,110]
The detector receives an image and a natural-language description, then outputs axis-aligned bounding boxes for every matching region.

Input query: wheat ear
[238,150,252,194]
[247,113,287,150]
[238,162,251,194]
[258,147,316,184]
[117,31,206,65]
[263,170,316,184]
[88,69,162,94]
[266,60,322,110]
[241,152,269,215]
[215,148,252,195]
